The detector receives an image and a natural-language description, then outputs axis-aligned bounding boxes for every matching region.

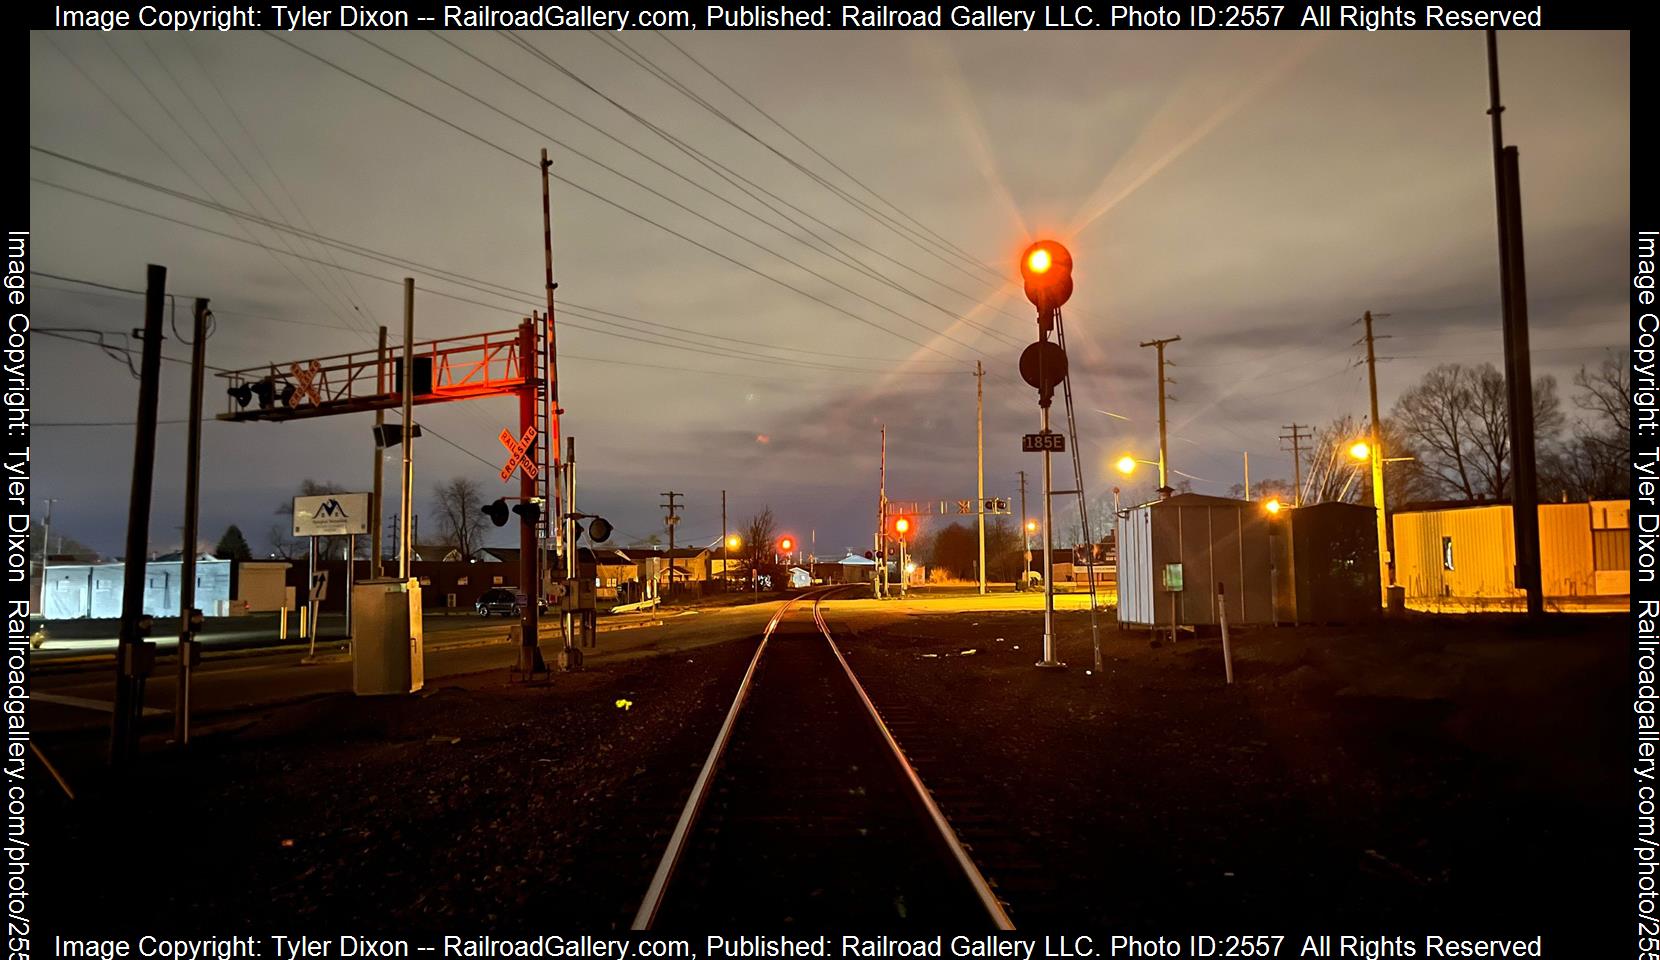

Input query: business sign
[293,493,371,537]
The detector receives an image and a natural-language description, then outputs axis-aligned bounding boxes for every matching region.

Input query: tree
[921,521,978,580]
[31,524,97,563]
[432,477,487,560]
[214,524,253,561]
[1538,353,1630,500]
[1392,362,1561,500]
[742,507,779,584]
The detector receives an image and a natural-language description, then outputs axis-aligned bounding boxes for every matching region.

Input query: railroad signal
[890,515,911,539]
[1020,240,1073,326]
[512,500,541,525]
[227,383,253,408]
[482,498,510,527]
[587,516,613,542]
[1019,340,1069,409]
[778,536,795,553]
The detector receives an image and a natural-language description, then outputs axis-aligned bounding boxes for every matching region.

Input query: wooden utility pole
[1279,423,1310,506]
[1485,33,1543,618]
[174,297,209,747]
[1139,336,1181,495]
[371,325,386,579]
[112,264,166,764]
[661,492,681,594]
[721,490,728,590]
[975,361,986,595]
[1018,469,1030,586]
[398,279,415,581]
[1362,312,1394,607]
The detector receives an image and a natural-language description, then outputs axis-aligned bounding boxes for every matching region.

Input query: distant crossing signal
[512,501,541,525]
[778,536,795,553]
[482,499,510,527]
[890,515,911,539]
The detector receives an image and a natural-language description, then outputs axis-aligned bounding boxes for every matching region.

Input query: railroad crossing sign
[289,360,323,406]
[498,425,539,482]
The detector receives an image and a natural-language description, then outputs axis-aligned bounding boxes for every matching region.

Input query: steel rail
[629,588,828,930]
[810,595,1016,930]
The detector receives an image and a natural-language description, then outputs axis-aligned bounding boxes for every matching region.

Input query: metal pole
[517,320,543,675]
[1243,451,1250,500]
[1140,336,1181,495]
[39,498,58,573]
[1363,311,1392,608]
[1038,403,1058,666]
[878,424,888,599]
[976,361,986,595]
[541,149,565,561]
[399,278,414,582]
[1219,582,1233,684]
[307,536,318,656]
[371,325,386,580]
[563,436,578,666]
[112,264,166,765]
[345,533,355,636]
[721,490,728,590]
[1485,32,1542,618]
[174,296,208,746]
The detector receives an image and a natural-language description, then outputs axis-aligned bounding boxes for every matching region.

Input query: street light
[1349,441,1371,460]
[726,535,741,550]
[1115,455,1158,475]
[1264,498,1283,515]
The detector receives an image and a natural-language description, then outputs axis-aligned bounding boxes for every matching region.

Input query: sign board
[310,570,330,603]
[498,425,539,482]
[1022,432,1066,453]
[1162,563,1184,592]
[293,493,371,537]
[886,498,1013,517]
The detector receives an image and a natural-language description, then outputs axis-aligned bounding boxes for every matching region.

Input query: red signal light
[891,516,911,538]
[1019,240,1073,315]
[778,537,794,552]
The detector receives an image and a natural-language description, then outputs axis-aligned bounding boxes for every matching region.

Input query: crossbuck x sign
[498,426,539,482]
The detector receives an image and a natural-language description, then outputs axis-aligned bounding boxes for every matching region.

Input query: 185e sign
[1022,432,1066,453]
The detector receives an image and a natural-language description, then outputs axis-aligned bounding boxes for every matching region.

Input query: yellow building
[1392,500,1629,607]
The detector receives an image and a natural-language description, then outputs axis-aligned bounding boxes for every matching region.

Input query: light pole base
[558,646,583,672]
[1034,659,1068,670]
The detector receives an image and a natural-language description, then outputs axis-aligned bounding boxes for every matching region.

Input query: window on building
[492,576,504,585]
[1441,536,1455,572]
[1593,529,1630,571]
[457,576,469,586]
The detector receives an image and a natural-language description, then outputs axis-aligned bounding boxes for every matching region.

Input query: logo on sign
[313,499,350,521]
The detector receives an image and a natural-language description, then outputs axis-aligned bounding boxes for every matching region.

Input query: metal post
[307,536,318,656]
[878,424,887,599]
[541,149,565,561]
[517,320,543,675]
[345,533,355,636]
[1038,404,1058,666]
[1243,451,1250,500]
[1140,336,1181,495]
[112,263,166,765]
[174,296,208,746]
[976,361,986,595]
[399,278,414,582]
[371,325,386,580]
[721,490,728,591]
[562,436,578,668]
[1218,582,1233,684]
[39,498,58,574]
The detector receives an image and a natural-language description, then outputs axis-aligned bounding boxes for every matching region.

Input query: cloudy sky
[27,28,1628,559]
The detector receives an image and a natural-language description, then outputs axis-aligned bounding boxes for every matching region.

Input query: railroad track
[632,586,1013,930]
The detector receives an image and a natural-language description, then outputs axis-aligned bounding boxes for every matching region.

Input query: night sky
[27,29,1629,558]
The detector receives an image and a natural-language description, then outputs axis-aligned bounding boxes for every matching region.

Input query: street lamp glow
[1025,519,1038,534]
[1264,498,1283,515]
[1115,455,1137,475]
[1027,247,1052,274]
[1349,441,1371,460]
[726,535,741,549]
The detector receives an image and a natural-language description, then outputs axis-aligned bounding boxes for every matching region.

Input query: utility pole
[174,297,209,747]
[721,490,728,591]
[371,325,386,580]
[1485,32,1543,618]
[1139,336,1181,496]
[975,361,986,595]
[1243,451,1250,501]
[38,498,60,572]
[541,148,565,574]
[1362,312,1395,607]
[1018,470,1030,586]
[112,264,166,765]
[1279,424,1310,506]
[661,491,681,595]
[399,278,414,581]
[878,424,887,599]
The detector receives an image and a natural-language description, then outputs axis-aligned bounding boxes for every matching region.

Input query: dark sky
[27,29,1629,559]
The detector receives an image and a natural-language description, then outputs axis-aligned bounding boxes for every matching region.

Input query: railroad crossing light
[864,550,874,560]
[1349,441,1371,460]
[512,501,541,525]
[778,536,794,553]
[482,499,510,527]
[587,517,613,542]
[891,516,911,539]
[1019,240,1073,319]
[251,378,277,409]
[227,383,253,408]
[279,383,298,408]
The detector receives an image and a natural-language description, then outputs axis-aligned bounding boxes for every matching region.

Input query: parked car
[475,588,549,617]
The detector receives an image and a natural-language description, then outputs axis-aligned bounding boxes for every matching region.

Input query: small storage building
[1271,502,1380,623]
[1393,499,1630,603]
[1117,493,1275,628]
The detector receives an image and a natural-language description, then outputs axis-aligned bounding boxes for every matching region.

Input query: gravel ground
[31,638,759,937]
[829,609,1627,946]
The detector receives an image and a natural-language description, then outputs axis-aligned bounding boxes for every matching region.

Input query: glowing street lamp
[1349,441,1371,461]
[1264,498,1283,515]
[726,535,741,550]
[1025,519,1038,534]
[1115,455,1158,475]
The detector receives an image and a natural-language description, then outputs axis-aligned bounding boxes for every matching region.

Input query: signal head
[482,499,510,527]
[512,501,542,525]
[1019,240,1073,314]
[779,536,794,552]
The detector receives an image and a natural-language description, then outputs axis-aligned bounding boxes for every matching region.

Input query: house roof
[630,546,710,559]
[836,553,876,566]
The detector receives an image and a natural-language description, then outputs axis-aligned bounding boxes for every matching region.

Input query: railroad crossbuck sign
[289,360,323,406]
[498,426,539,482]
